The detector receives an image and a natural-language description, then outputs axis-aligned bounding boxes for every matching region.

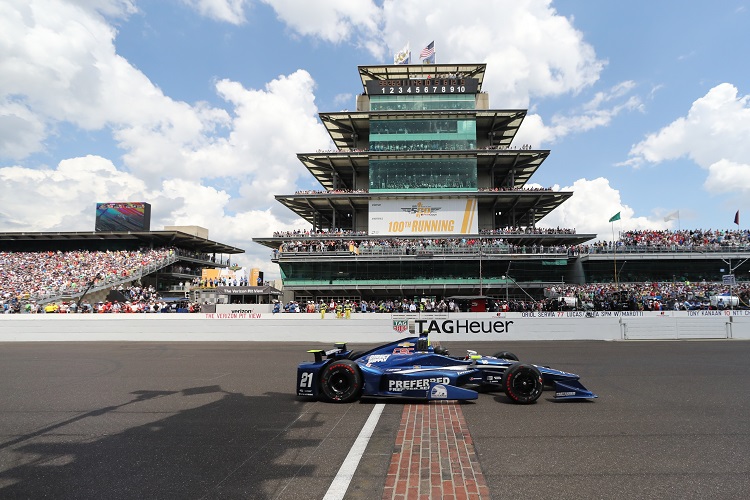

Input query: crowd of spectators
[542,280,750,312]
[272,226,578,240]
[269,279,750,316]
[275,297,467,315]
[2,284,200,314]
[291,186,563,196]
[294,189,367,195]
[191,275,253,288]
[6,229,750,315]
[616,229,750,249]
[272,229,368,238]
[477,186,554,192]
[276,237,582,256]
[479,226,577,235]
[270,228,750,257]
[1,248,175,304]
[314,143,538,154]
[583,228,750,253]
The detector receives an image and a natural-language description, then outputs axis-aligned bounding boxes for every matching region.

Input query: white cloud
[0,0,638,272]
[0,155,150,231]
[180,0,249,24]
[0,1,333,272]
[0,99,46,158]
[333,93,353,108]
[515,81,642,147]
[252,0,605,107]
[260,0,381,46]
[537,177,669,240]
[68,0,138,17]
[380,0,605,107]
[704,159,750,193]
[626,83,750,194]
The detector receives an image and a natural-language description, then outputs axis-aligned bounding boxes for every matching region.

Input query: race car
[297,334,597,404]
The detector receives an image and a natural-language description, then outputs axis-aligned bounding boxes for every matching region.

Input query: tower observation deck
[254,63,596,302]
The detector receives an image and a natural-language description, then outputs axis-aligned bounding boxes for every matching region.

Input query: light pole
[479,243,483,296]
[721,257,749,311]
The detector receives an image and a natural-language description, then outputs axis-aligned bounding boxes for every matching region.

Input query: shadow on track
[0,386,318,499]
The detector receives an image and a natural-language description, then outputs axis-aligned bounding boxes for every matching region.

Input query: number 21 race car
[297,335,597,404]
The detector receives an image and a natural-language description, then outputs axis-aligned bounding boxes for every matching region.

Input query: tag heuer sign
[393,320,409,333]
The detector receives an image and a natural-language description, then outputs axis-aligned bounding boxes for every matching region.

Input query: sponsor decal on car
[392,347,414,355]
[366,354,390,366]
[556,391,576,397]
[430,384,448,399]
[388,377,450,391]
[392,341,415,355]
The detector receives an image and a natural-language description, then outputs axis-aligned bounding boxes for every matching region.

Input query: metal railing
[273,243,750,260]
[583,244,750,254]
[275,244,576,258]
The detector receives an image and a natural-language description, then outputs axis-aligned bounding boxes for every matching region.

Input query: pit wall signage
[414,318,513,334]
[369,198,478,235]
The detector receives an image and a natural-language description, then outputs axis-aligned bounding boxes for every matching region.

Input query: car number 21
[299,372,314,388]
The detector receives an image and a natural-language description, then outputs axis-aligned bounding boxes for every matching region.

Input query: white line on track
[323,403,385,500]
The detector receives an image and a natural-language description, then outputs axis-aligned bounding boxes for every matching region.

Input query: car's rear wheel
[320,360,363,403]
[493,351,519,361]
[502,363,543,404]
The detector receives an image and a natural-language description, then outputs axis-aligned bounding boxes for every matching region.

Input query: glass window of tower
[369,158,477,192]
[370,118,476,152]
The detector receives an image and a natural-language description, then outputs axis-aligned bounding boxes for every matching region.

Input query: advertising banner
[369,198,478,235]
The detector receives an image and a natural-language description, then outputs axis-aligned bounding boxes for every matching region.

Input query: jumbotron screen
[95,202,151,232]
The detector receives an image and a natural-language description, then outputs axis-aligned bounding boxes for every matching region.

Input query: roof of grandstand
[0,231,244,254]
[297,149,549,191]
[357,63,487,92]
[275,189,573,229]
[319,110,526,150]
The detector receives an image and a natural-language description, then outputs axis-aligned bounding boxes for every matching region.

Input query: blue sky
[2,0,750,276]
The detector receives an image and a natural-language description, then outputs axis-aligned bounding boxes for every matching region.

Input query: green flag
[609,212,621,222]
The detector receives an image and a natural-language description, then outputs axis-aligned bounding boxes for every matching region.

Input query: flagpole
[609,211,621,302]
[612,221,618,291]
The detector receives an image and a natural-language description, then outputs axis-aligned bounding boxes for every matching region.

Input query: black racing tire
[320,360,363,403]
[493,351,519,361]
[502,363,543,404]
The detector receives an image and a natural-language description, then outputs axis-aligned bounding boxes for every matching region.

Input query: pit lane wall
[2,309,750,342]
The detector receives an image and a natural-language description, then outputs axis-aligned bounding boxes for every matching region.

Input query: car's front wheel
[502,363,543,404]
[320,360,363,403]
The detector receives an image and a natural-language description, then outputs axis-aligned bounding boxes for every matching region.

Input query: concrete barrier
[2,310,749,342]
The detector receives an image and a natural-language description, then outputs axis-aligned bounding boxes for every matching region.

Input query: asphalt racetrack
[0,339,748,499]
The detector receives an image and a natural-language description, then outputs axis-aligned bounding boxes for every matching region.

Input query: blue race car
[296,334,597,404]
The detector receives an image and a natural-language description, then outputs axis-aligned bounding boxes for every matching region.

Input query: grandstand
[253,62,750,306]
[0,230,244,309]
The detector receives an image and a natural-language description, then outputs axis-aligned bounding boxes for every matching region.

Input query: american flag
[419,41,435,59]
